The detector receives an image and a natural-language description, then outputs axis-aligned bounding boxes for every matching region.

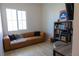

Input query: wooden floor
[4,41,53,56]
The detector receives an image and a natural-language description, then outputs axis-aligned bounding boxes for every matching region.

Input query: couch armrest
[40,32,46,38]
[3,36,11,51]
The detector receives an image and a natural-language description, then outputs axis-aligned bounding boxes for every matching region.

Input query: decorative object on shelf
[59,10,67,21]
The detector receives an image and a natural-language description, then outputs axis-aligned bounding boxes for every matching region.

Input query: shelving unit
[53,20,72,43]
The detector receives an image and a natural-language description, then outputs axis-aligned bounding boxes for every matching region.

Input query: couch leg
[53,50,56,56]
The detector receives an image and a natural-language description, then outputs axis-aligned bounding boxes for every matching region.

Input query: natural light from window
[6,8,27,31]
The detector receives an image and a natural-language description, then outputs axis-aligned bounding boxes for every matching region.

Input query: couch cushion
[14,34,23,39]
[11,36,41,44]
[26,36,41,40]
[22,32,34,38]
[11,38,27,44]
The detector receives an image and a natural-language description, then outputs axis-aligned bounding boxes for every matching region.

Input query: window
[6,8,27,31]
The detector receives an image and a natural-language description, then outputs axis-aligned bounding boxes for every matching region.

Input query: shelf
[54,20,72,24]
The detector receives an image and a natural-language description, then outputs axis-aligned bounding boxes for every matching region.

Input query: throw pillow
[8,34,16,41]
[34,31,40,36]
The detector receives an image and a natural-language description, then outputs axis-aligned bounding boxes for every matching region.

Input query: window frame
[6,8,27,31]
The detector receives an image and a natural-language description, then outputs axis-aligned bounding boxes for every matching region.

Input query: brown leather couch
[3,32,46,51]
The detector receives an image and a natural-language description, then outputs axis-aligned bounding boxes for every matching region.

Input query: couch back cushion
[14,34,23,39]
[22,32,34,38]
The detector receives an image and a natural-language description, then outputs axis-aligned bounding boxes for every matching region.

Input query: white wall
[1,3,42,36]
[72,4,79,56]
[42,3,65,38]
[0,4,4,56]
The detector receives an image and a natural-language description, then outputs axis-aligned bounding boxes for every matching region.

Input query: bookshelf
[53,20,72,43]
